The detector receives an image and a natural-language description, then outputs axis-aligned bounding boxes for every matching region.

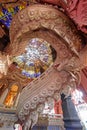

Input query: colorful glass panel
[13,38,54,79]
[0,5,26,28]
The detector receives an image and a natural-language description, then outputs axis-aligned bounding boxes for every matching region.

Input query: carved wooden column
[61,93,82,130]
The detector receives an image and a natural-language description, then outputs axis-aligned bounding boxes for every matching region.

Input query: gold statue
[4,84,18,108]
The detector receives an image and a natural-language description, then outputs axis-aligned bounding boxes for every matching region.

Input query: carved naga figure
[39,0,87,34]
[3,3,87,130]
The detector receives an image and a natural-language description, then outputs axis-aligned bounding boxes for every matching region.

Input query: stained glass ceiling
[0,2,28,28]
[12,38,56,79]
[0,5,26,28]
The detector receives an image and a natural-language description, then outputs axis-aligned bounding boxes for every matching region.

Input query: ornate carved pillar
[61,93,82,130]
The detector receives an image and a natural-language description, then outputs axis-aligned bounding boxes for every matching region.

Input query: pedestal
[61,94,82,130]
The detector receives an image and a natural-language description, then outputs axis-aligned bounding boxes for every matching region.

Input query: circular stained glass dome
[12,38,56,79]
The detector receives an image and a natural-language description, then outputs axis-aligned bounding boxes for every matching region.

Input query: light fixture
[0,52,11,78]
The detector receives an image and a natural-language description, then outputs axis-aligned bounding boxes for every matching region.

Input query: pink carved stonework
[66,0,87,34]
[39,0,67,9]
[40,0,87,34]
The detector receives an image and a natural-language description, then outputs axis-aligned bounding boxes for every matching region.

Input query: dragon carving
[1,4,87,130]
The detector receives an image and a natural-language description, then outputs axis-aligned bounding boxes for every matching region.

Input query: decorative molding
[0,112,17,128]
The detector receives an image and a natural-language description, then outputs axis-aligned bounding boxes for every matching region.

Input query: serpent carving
[4,4,87,130]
